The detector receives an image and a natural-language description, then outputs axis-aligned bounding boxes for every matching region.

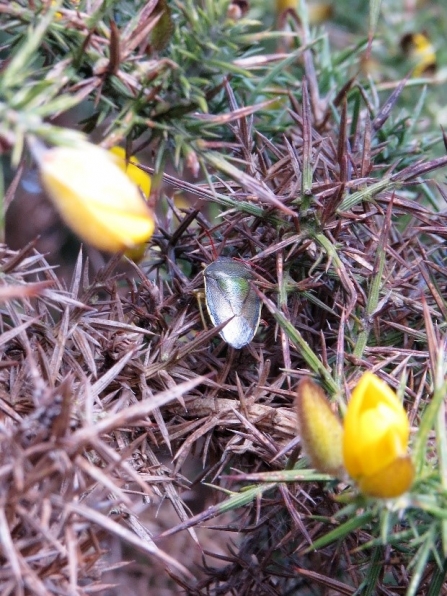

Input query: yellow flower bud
[343,372,414,498]
[295,378,344,476]
[37,142,155,253]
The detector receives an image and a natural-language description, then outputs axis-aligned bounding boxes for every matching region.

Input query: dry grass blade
[60,500,192,578]
[194,98,279,125]
[0,281,52,301]
[294,567,355,594]
[372,74,410,133]
[70,376,207,447]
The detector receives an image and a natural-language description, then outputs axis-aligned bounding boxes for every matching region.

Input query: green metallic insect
[203,257,262,349]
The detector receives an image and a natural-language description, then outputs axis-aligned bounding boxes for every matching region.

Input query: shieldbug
[203,257,261,349]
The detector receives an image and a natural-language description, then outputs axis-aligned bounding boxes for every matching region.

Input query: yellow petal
[295,378,344,476]
[109,146,151,197]
[358,455,414,499]
[39,143,154,252]
[355,404,408,476]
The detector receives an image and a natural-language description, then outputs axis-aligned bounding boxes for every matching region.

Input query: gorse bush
[1,1,447,594]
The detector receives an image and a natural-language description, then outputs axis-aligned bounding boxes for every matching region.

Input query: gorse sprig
[296,373,415,499]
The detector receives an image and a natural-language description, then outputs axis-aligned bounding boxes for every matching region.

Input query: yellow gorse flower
[343,372,414,498]
[37,141,155,253]
[401,32,436,78]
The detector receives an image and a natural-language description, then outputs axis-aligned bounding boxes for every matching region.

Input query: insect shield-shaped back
[203,257,261,349]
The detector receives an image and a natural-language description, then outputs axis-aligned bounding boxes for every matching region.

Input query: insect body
[203,257,261,349]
